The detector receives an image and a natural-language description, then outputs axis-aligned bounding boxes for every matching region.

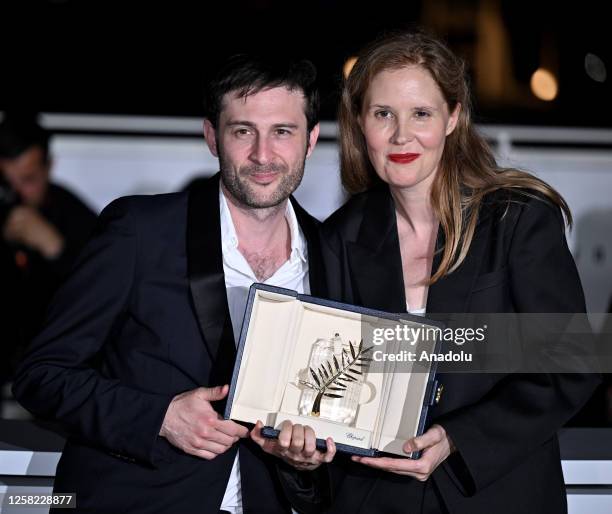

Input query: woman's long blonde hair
[339,30,571,283]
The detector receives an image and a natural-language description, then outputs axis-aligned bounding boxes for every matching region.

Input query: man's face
[0,146,50,207]
[204,86,319,208]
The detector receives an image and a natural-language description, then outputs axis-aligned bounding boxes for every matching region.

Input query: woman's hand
[251,420,336,470]
[352,424,454,480]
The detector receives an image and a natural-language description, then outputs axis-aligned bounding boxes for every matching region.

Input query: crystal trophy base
[296,333,372,425]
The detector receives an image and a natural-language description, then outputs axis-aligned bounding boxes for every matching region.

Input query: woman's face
[359,65,460,194]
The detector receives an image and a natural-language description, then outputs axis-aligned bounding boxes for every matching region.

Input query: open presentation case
[224,284,444,457]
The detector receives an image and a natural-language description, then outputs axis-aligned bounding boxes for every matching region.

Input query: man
[0,116,96,386]
[13,56,328,513]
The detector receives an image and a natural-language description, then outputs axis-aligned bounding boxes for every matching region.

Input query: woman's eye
[414,110,431,119]
[374,110,393,119]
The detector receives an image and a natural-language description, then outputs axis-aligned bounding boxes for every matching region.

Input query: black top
[284,185,600,514]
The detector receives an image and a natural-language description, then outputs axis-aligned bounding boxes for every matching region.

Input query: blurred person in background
[0,115,96,391]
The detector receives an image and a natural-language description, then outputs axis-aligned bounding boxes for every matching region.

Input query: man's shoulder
[104,191,187,212]
[101,191,190,229]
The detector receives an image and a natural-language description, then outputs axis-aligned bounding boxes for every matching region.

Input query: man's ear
[306,123,320,158]
[203,119,219,157]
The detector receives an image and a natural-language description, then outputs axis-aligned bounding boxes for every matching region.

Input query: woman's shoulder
[481,187,565,228]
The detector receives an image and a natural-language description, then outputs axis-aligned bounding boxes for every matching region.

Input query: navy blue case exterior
[225,283,443,458]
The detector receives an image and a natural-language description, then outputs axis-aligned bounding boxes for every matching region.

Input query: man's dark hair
[203,55,319,132]
[0,115,50,163]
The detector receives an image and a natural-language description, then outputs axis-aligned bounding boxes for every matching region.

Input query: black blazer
[12,174,327,514]
[305,185,599,514]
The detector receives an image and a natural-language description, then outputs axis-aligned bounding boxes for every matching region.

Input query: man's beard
[219,153,306,209]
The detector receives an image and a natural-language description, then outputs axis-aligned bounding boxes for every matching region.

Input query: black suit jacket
[301,185,599,514]
[12,174,327,514]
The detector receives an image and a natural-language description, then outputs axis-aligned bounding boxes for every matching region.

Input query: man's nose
[249,135,272,164]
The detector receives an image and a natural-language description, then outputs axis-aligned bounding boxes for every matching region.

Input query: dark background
[0,0,610,126]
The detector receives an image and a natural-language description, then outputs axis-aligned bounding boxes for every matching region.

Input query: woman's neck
[390,186,438,234]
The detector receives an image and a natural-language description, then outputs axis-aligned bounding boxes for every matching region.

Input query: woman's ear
[446,103,461,136]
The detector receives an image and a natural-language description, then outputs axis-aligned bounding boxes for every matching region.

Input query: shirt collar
[219,186,307,263]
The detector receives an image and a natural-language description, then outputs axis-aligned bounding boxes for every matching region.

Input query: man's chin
[243,195,286,209]
[240,179,290,208]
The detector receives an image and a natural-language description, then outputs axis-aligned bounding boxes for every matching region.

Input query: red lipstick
[388,153,420,164]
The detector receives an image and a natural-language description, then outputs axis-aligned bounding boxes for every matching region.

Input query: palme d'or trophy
[296,333,372,424]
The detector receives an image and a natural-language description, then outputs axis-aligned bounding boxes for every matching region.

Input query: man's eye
[276,128,291,135]
[235,128,251,136]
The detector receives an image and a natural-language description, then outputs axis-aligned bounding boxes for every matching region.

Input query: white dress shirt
[218,188,309,514]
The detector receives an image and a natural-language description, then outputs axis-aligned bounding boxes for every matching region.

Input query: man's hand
[3,206,64,259]
[159,384,248,460]
[351,424,454,480]
[251,420,336,470]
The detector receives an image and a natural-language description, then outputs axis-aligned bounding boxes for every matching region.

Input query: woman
[253,30,598,513]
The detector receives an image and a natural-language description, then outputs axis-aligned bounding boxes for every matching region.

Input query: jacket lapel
[426,204,493,415]
[344,186,496,421]
[291,197,328,298]
[346,188,406,313]
[187,174,236,386]
[427,207,492,315]
[346,186,491,315]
